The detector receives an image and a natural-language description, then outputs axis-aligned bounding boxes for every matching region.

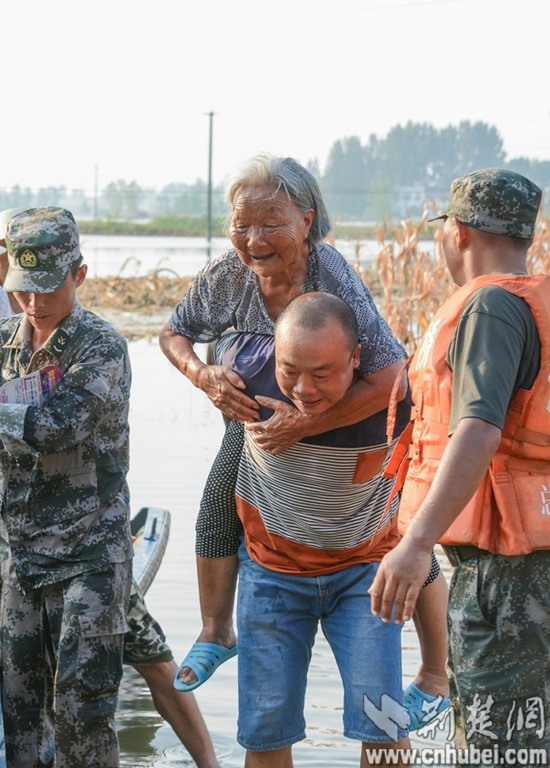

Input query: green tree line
[316,120,550,221]
[1,121,548,225]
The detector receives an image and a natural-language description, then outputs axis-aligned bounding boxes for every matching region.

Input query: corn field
[79,216,550,345]
[360,213,550,354]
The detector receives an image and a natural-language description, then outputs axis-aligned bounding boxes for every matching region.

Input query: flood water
[79,233,414,280]
[86,236,452,766]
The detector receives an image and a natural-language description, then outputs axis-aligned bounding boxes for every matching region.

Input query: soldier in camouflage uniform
[0,207,133,767]
[0,208,221,768]
[369,169,550,762]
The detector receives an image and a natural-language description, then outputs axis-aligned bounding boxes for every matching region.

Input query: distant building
[393,186,426,219]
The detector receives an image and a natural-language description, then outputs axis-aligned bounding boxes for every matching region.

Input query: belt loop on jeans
[442,545,487,567]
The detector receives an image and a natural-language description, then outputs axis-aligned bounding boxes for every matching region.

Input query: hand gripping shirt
[0,300,133,592]
[168,243,405,376]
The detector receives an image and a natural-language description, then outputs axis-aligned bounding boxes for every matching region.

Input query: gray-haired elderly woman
[159,153,408,684]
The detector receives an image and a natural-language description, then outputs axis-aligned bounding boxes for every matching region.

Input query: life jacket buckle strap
[442,544,488,567]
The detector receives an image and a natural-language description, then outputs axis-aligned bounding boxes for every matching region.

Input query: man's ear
[352,344,361,369]
[454,219,470,250]
[75,263,88,287]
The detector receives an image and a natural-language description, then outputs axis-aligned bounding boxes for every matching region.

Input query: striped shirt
[222,333,411,575]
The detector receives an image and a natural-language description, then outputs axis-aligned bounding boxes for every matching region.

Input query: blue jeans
[237,547,406,751]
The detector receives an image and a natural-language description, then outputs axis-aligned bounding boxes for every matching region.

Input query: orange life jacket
[387,273,550,555]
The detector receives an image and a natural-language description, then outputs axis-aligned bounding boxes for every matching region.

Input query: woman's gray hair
[226,153,332,245]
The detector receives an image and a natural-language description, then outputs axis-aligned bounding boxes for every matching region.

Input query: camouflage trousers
[123,579,172,666]
[0,559,131,768]
[448,550,550,765]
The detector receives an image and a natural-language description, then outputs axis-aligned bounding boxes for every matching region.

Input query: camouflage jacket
[0,300,133,592]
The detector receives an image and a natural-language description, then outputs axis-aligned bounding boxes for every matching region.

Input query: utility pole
[94,165,99,220]
[206,111,214,260]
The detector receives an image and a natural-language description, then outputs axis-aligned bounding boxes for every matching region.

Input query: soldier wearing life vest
[369,168,550,759]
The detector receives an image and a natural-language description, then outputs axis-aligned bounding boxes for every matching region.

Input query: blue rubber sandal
[403,682,450,731]
[173,642,238,692]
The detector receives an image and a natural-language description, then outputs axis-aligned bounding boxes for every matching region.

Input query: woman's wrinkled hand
[197,365,260,422]
[245,396,308,454]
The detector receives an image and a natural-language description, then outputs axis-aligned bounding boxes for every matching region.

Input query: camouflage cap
[430,168,542,239]
[0,208,26,256]
[4,207,81,293]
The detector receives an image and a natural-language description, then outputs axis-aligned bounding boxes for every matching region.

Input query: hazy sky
[2,0,549,194]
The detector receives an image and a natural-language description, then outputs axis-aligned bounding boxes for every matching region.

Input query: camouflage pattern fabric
[123,579,173,665]
[0,558,130,768]
[4,206,81,294]
[447,550,550,762]
[0,300,133,593]
[0,299,133,765]
[431,168,542,239]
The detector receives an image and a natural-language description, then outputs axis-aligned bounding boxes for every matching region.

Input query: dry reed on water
[364,212,550,354]
[79,215,550,344]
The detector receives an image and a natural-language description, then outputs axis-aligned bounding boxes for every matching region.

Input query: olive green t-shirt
[446,284,541,435]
